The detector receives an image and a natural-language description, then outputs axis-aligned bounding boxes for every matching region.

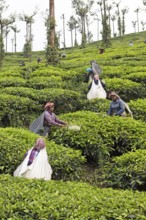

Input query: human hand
[59,124,65,127]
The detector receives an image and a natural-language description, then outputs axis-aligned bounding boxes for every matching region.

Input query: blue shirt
[108,99,125,116]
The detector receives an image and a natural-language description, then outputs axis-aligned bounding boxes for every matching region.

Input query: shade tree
[72,0,94,48]
[134,7,141,32]
[121,7,129,35]
[19,10,37,61]
[45,0,58,65]
[0,0,15,67]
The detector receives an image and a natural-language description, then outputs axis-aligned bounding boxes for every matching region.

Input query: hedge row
[0,175,146,219]
[0,89,82,127]
[0,94,36,127]
[0,67,20,77]
[105,78,146,101]
[49,110,146,165]
[129,99,146,122]
[102,65,146,79]
[30,65,70,78]
[125,71,146,84]
[100,149,146,191]
[27,76,64,90]
[1,88,146,130]
[0,127,85,180]
[0,77,26,88]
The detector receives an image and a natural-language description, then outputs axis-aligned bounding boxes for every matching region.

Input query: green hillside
[0,31,146,219]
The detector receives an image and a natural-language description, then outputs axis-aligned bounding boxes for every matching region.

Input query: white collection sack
[13,148,52,181]
[67,125,81,131]
[87,79,106,100]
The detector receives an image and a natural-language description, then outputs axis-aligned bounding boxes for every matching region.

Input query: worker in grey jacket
[107,92,125,116]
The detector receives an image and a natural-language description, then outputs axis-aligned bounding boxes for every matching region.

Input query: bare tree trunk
[71,29,73,47]
[136,11,139,32]
[62,14,66,49]
[112,21,115,37]
[14,30,16,52]
[49,0,55,47]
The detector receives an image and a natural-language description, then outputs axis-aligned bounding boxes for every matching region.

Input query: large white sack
[87,79,106,100]
[14,148,52,181]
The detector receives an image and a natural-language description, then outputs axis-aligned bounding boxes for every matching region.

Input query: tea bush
[0,77,26,88]
[49,111,146,165]
[1,86,39,100]
[0,88,82,127]
[0,94,36,127]
[26,76,64,90]
[0,175,146,219]
[100,149,146,190]
[125,71,146,84]
[0,127,85,180]
[105,78,145,101]
[129,99,146,122]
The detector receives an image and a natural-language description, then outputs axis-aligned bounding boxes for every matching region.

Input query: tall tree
[114,1,122,36]
[11,25,20,53]
[97,1,103,23]
[111,15,116,37]
[71,16,79,46]
[107,4,112,37]
[121,7,129,35]
[67,16,75,47]
[72,0,94,48]
[86,14,93,43]
[141,21,146,31]
[0,0,15,67]
[94,16,100,41]
[61,14,66,49]
[143,0,146,5]
[4,25,10,52]
[45,0,58,65]
[134,7,140,32]
[49,0,55,46]
[96,0,111,46]
[19,10,37,60]
[132,21,137,33]
[56,30,61,48]
[101,0,111,47]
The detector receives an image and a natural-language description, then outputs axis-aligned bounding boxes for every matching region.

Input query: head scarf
[109,91,120,99]
[35,138,46,150]
[44,102,54,109]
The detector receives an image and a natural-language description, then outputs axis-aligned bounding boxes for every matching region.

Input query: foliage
[0,76,26,88]
[125,71,146,84]
[1,31,146,196]
[0,94,36,127]
[45,45,59,65]
[0,33,5,68]
[0,174,146,219]
[72,0,94,48]
[101,4,111,47]
[0,67,20,77]
[80,98,110,113]
[105,78,145,101]
[23,40,32,59]
[100,149,146,190]
[129,99,146,122]
[0,127,85,180]
[49,111,146,165]
[26,76,63,89]
[0,88,82,127]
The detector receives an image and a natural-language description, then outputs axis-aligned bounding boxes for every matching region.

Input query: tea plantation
[0,32,146,219]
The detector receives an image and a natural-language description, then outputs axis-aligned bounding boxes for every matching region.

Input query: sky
[3,0,146,52]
